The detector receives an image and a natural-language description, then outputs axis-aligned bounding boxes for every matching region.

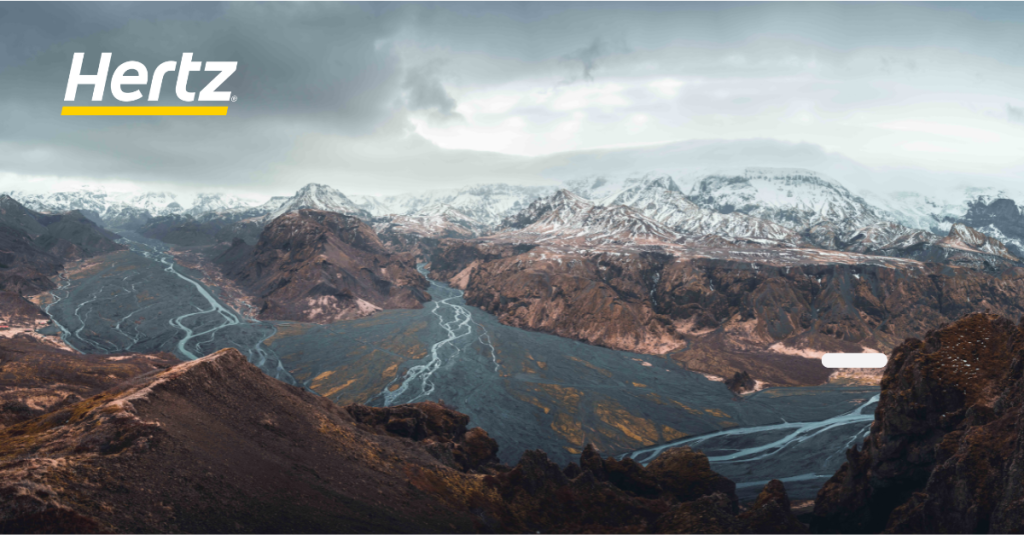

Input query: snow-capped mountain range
[350,183,555,228]
[498,189,681,245]
[373,204,482,240]
[7,166,1024,264]
[5,187,256,227]
[596,176,801,245]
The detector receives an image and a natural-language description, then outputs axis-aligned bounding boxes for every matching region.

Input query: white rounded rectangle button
[822,353,888,368]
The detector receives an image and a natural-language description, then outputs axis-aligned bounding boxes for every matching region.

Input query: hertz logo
[62,53,236,116]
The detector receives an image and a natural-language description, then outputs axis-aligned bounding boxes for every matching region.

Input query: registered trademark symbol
[231,95,238,103]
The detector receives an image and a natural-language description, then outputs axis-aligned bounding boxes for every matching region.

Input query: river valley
[36,247,877,500]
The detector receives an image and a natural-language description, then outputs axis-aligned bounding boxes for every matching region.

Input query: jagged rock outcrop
[488,444,803,533]
[741,480,808,534]
[812,313,1024,533]
[217,209,429,322]
[0,346,806,533]
[346,402,501,472]
[725,371,756,394]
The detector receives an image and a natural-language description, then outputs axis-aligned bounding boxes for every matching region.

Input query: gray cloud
[403,61,463,124]
[561,38,607,83]
[1009,105,1024,124]
[880,56,918,74]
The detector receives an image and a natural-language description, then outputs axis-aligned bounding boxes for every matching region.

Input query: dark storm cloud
[0,2,414,190]
[2,2,1024,196]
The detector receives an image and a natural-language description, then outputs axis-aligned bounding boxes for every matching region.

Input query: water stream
[379,264,502,405]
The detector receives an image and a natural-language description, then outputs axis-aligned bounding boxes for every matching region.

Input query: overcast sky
[2,2,1023,199]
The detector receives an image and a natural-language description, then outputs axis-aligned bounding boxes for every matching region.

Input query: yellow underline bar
[61,106,228,116]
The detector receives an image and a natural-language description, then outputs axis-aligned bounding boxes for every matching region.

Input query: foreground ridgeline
[812,313,1024,533]
[0,340,805,534]
[214,209,430,322]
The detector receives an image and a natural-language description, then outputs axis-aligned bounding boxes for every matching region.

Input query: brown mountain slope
[432,240,1024,386]
[0,335,178,429]
[0,346,805,533]
[812,313,1024,533]
[217,209,430,322]
[0,195,125,294]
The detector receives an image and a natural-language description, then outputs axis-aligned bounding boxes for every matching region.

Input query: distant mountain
[373,204,482,240]
[266,183,371,222]
[11,189,119,217]
[597,176,801,245]
[138,215,220,246]
[915,222,1022,270]
[0,195,124,293]
[689,168,882,232]
[185,193,254,217]
[4,188,257,230]
[948,197,1024,258]
[499,189,681,245]
[126,191,184,217]
[217,209,429,322]
[352,184,555,228]
[685,167,944,254]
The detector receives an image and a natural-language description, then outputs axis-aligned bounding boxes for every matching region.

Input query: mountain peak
[267,183,371,222]
[550,188,591,205]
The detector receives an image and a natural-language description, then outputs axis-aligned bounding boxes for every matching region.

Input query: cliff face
[0,345,806,534]
[812,313,1024,533]
[217,209,430,322]
[432,240,1024,385]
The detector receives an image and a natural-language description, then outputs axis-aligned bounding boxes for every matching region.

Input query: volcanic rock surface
[812,313,1024,533]
[217,209,429,322]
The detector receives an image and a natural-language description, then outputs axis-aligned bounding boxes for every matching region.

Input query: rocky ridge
[812,313,1024,533]
[0,344,806,533]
